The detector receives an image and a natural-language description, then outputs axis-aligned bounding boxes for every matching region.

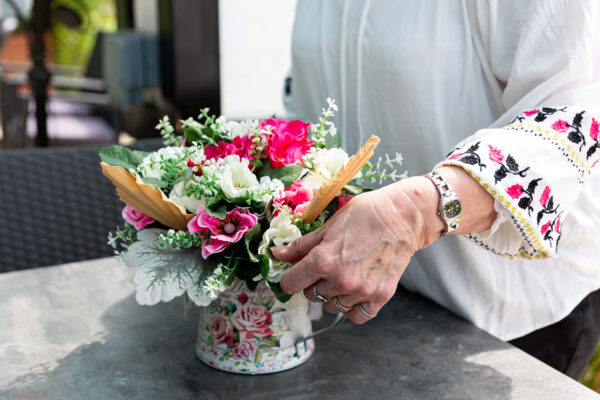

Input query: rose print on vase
[196,278,314,374]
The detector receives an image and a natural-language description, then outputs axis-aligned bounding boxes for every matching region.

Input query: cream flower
[313,147,351,180]
[168,176,205,213]
[219,155,261,199]
[258,215,302,282]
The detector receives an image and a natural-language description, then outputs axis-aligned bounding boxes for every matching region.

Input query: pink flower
[539,186,551,207]
[122,204,154,230]
[204,141,237,161]
[231,135,256,161]
[506,184,523,199]
[336,192,355,210]
[447,153,463,161]
[590,118,599,141]
[232,339,258,360]
[551,120,569,134]
[231,302,274,340]
[260,118,313,168]
[273,179,313,216]
[523,109,540,117]
[193,206,258,259]
[209,314,235,348]
[187,157,207,176]
[541,221,551,235]
[488,145,504,163]
[555,217,561,233]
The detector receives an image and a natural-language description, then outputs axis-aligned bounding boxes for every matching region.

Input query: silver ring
[312,283,329,303]
[358,303,377,318]
[333,297,352,313]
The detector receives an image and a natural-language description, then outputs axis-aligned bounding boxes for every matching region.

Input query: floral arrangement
[100,99,404,308]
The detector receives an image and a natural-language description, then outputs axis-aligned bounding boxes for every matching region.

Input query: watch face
[443,199,462,219]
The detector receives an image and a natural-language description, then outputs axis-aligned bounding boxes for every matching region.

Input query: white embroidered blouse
[288,0,600,340]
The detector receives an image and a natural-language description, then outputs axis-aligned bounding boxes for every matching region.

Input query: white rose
[313,148,350,180]
[258,215,302,283]
[168,176,205,213]
[219,155,260,199]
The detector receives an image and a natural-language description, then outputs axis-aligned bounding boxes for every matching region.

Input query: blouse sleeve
[435,1,600,259]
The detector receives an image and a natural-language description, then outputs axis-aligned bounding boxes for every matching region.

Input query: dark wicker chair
[0,139,163,272]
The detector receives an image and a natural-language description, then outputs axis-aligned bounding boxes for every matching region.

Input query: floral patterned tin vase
[196,279,315,374]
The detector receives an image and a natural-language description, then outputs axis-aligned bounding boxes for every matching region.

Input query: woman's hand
[271,166,496,324]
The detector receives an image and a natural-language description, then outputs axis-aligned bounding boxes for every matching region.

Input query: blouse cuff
[435,106,600,259]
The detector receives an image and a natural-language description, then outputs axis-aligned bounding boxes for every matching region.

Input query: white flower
[258,215,302,283]
[219,155,261,199]
[168,176,205,213]
[302,171,327,191]
[313,148,351,180]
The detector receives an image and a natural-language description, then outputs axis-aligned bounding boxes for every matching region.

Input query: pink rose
[505,184,523,200]
[539,186,551,207]
[232,340,258,360]
[541,221,551,235]
[488,145,504,163]
[551,120,569,134]
[273,179,313,216]
[122,204,154,230]
[523,109,540,117]
[230,135,260,170]
[590,118,599,141]
[209,314,235,348]
[231,302,274,340]
[204,141,237,161]
[260,118,313,168]
[192,205,258,259]
[336,192,355,210]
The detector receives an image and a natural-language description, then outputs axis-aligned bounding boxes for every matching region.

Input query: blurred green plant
[582,342,600,392]
[51,0,117,68]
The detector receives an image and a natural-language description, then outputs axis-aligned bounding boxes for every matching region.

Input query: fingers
[271,224,328,263]
[279,245,333,294]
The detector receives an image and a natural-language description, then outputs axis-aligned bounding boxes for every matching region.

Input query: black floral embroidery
[506,178,541,215]
[489,146,530,184]
[565,111,587,151]
[447,142,486,171]
[510,107,567,124]
[535,186,559,225]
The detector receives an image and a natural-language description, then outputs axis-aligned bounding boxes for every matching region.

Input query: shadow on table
[3,289,513,400]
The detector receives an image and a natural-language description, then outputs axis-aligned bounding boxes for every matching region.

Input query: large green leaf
[204,197,228,219]
[258,162,303,189]
[99,145,148,170]
[324,131,342,149]
[244,223,262,263]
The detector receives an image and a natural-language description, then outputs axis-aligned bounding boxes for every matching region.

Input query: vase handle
[293,313,346,356]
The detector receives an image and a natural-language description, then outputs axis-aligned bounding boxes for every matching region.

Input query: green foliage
[159,230,205,249]
[204,197,228,219]
[99,145,148,170]
[107,223,138,255]
[356,153,407,185]
[257,160,303,189]
[156,116,183,146]
[310,98,340,149]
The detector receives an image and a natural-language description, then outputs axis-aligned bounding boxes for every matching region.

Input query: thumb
[271,225,328,263]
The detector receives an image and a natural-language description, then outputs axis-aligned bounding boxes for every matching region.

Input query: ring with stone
[312,283,330,303]
[358,303,377,318]
[333,296,352,313]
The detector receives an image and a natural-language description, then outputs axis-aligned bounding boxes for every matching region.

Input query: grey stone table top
[1,258,598,400]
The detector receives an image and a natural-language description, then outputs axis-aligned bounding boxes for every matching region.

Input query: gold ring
[333,296,352,313]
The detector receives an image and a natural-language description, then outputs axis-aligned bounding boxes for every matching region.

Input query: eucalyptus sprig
[159,230,205,249]
[156,116,183,146]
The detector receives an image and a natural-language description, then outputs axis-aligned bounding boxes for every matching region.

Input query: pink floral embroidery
[506,184,523,199]
[539,186,551,206]
[488,145,504,163]
[447,153,463,160]
[590,118,599,141]
[551,120,569,134]
[523,109,540,117]
[555,217,561,233]
[540,221,551,235]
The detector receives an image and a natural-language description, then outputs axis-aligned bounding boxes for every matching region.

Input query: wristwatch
[424,171,462,235]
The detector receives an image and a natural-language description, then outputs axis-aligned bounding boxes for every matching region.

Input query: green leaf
[206,336,214,346]
[254,348,263,364]
[267,281,292,303]
[261,336,279,348]
[172,167,193,185]
[236,261,261,286]
[260,164,303,189]
[182,119,204,143]
[142,176,168,189]
[264,298,275,310]
[245,278,259,292]
[258,255,271,282]
[99,145,148,170]
[344,183,372,195]
[204,197,227,219]
[244,223,262,263]
[324,131,342,149]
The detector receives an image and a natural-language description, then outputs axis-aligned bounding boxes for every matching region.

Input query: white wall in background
[219,0,297,120]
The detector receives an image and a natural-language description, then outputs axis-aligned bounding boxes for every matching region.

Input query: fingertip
[270,245,286,258]
[279,272,294,295]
